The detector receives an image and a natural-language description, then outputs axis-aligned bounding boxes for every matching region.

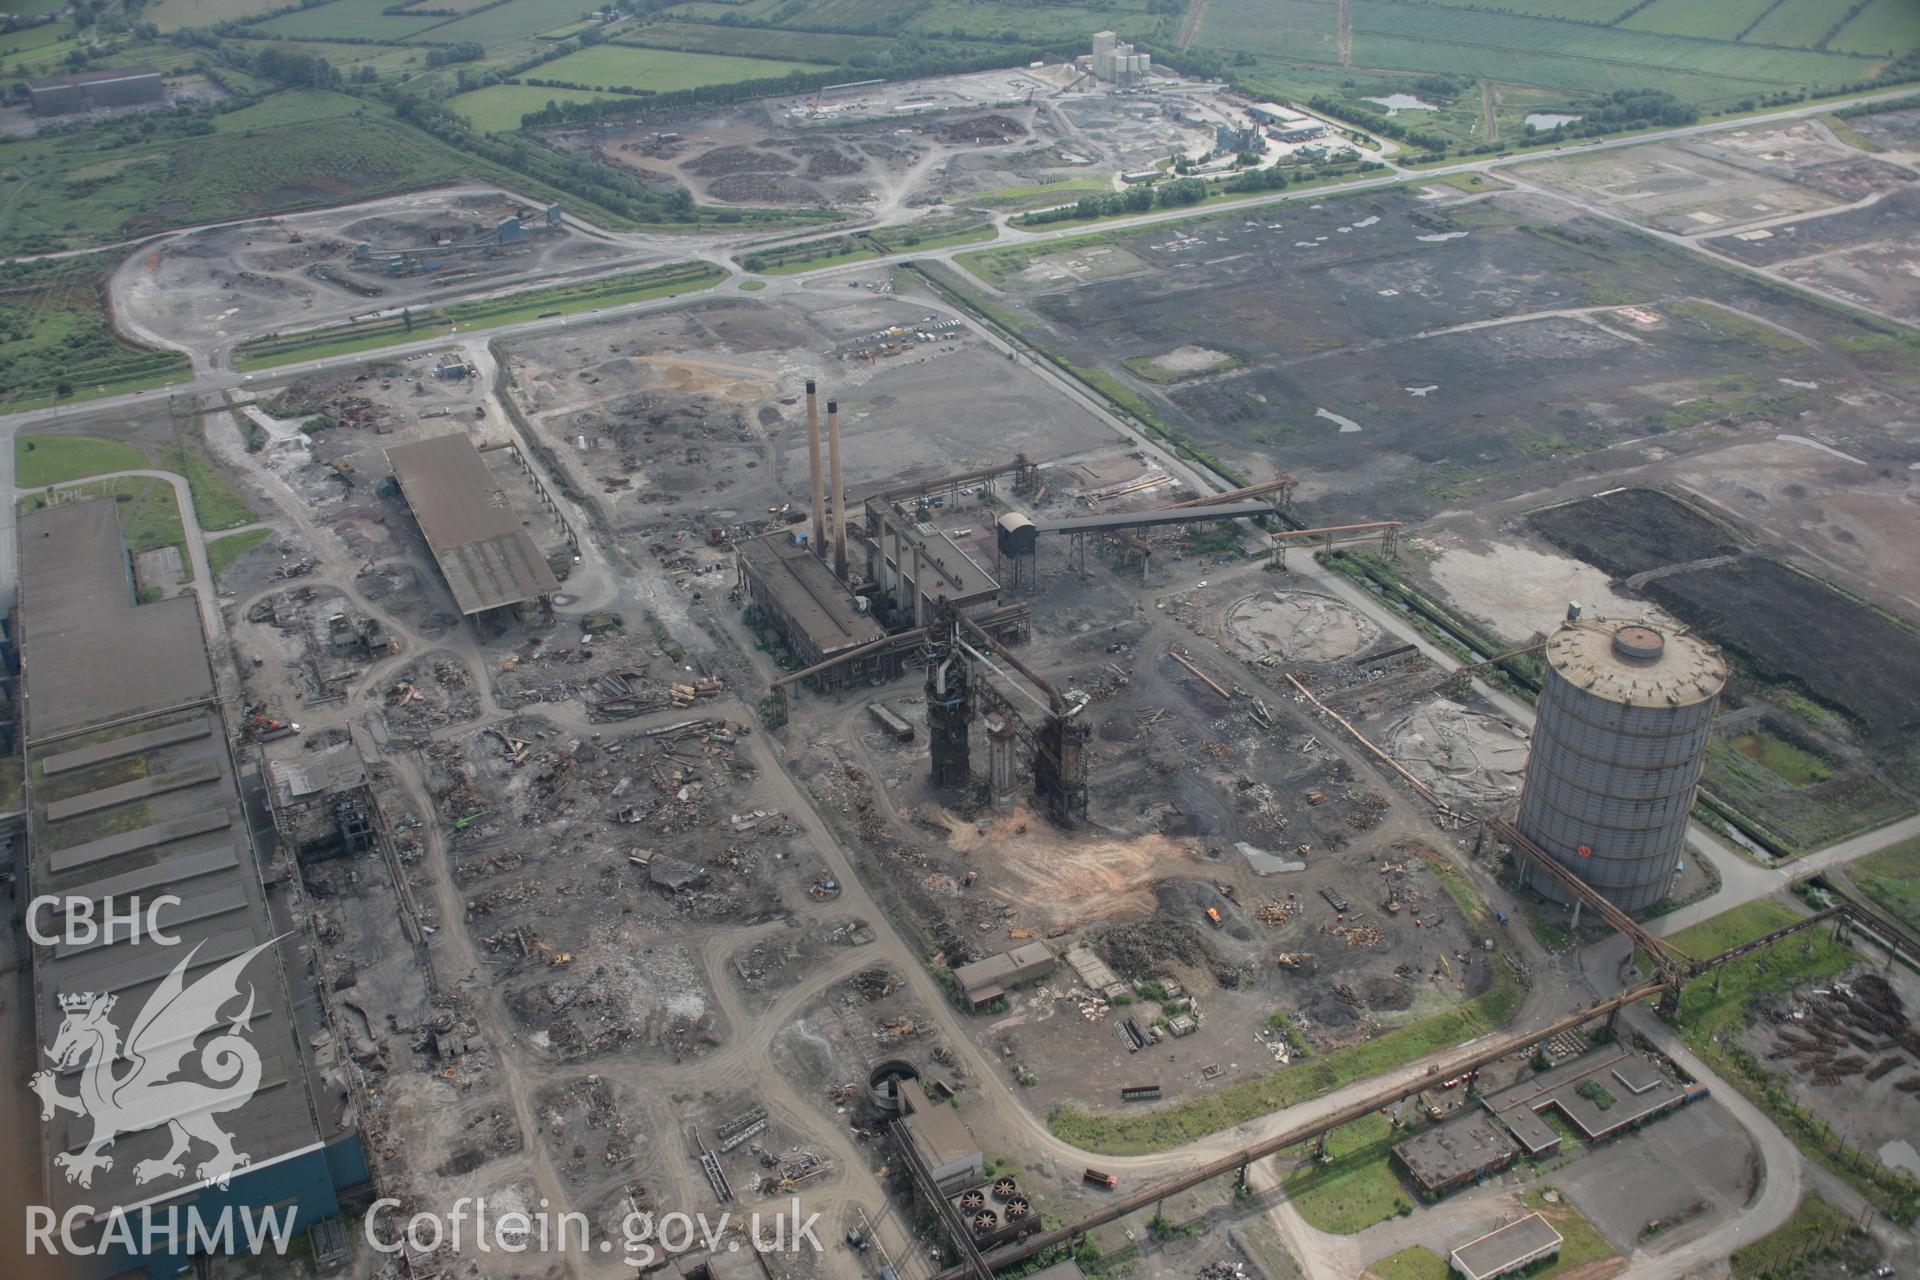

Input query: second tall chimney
[827,399,848,580]
[805,380,825,555]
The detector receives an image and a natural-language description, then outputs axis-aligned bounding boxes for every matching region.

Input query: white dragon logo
[30,938,281,1191]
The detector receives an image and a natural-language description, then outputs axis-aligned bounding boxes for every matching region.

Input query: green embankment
[208,527,275,579]
[1730,1193,1854,1279]
[233,262,726,368]
[1366,1246,1450,1280]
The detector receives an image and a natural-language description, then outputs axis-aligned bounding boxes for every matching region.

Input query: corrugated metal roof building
[17,499,368,1277]
[385,433,560,619]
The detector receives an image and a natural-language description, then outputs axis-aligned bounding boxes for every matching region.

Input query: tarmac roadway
[3,80,1920,1280]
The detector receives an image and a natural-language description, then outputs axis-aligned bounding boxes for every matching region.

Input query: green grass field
[968,177,1115,211]
[1828,0,1920,58]
[411,0,583,46]
[1365,1246,1450,1280]
[615,21,886,62]
[15,436,150,488]
[1746,0,1850,50]
[207,527,274,579]
[448,83,634,132]
[158,430,256,531]
[535,44,820,91]
[143,0,285,29]
[0,23,82,72]
[449,46,823,130]
[1850,834,1920,930]
[1620,0,1780,41]
[1200,0,1890,108]
[1728,730,1834,786]
[256,0,447,40]
[1521,1188,1615,1278]
[1281,1114,1410,1234]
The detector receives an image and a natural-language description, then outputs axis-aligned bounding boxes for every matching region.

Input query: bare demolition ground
[111,184,635,356]
[757,452,1515,1129]
[499,285,1122,550]
[954,182,1920,542]
[547,68,1246,217]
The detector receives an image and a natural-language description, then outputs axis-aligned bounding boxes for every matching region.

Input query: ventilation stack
[1515,617,1728,915]
[827,399,848,580]
[805,380,825,555]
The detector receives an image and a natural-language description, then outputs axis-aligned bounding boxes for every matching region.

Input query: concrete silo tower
[1516,617,1728,915]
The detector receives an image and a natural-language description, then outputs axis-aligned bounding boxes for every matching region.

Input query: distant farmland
[1199,0,1896,107]
[448,47,823,130]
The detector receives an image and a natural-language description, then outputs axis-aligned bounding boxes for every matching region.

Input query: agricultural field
[1619,0,1781,41]
[254,0,448,41]
[1198,0,1341,62]
[448,83,633,133]
[614,22,887,63]
[1426,0,1638,17]
[1829,0,1920,59]
[1204,0,1899,108]
[415,0,588,47]
[530,45,821,92]
[142,0,285,29]
[1746,0,1850,50]
[0,22,82,73]
[451,42,835,131]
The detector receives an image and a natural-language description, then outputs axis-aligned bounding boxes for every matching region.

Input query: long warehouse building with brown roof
[385,433,560,622]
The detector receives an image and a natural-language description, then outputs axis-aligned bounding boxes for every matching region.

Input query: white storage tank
[1516,618,1727,915]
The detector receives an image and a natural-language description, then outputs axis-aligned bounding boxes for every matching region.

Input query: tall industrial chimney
[805,380,825,556]
[827,399,848,579]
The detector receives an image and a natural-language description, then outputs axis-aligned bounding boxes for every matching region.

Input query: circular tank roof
[1611,624,1665,661]
[1546,617,1727,708]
